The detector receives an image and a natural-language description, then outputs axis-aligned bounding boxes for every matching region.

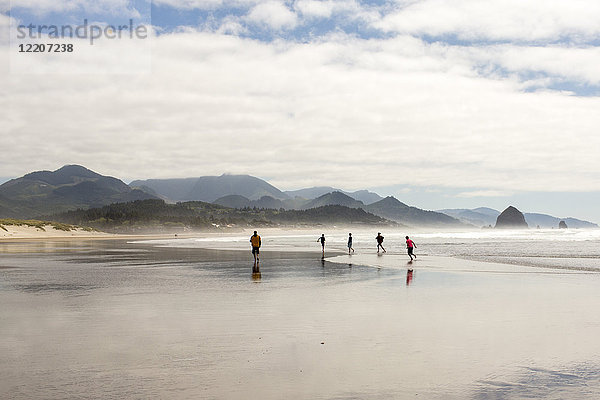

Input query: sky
[1,1,600,222]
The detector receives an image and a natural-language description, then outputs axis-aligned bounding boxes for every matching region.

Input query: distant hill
[0,165,156,218]
[303,191,365,209]
[347,190,383,205]
[438,208,499,227]
[130,174,289,203]
[213,195,288,210]
[284,186,339,199]
[472,207,501,217]
[129,178,199,202]
[213,192,368,211]
[272,205,391,225]
[284,187,383,204]
[439,207,598,229]
[53,199,394,232]
[524,213,598,229]
[367,196,463,227]
[254,196,288,209]
[213,195,253,209]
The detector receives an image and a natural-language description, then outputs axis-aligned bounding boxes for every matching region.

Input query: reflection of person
[406,236,417,260]
[250,230,261,263]
[347,233,354,254]
[406,269,413,286]
[317,234,326,257]
[376,232,386,253]
[252,263,261,281]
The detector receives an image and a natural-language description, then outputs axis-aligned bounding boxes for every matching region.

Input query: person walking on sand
[347,233,354,254]
[376,232,386,253]
[317,234,326,257]
[250,230,261,263]
[406,235,417,260]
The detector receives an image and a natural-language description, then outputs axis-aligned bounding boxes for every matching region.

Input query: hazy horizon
[1,165,599,224]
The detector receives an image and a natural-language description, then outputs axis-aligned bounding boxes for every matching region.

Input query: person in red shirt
[405,236,417,260]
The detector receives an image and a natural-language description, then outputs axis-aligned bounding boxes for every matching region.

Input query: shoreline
[0,226,346,242]
[0,226,188,242]
[3,226,600,274]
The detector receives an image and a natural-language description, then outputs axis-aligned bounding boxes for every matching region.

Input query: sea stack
[495,206,528,228]
[558,220,568,229]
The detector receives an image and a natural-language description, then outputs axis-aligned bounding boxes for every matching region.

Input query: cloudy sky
[2,1,600,221]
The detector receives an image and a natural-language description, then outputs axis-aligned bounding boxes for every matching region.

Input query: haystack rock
[495,206,528,228]
[558,220,568,229]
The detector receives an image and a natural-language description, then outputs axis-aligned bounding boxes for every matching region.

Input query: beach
[2,230,600,399]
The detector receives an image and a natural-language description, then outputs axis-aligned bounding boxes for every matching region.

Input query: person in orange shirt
[250,230,261,263]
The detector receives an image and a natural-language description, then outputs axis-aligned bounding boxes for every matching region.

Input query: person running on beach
[406,235,417,260]
[347,233,354,254]
[376,232,386,253]
[250,230,261,263]
[317,234,326,257]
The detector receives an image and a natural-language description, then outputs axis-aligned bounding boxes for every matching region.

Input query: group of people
[249,230,417,263]
[339,232,416,260]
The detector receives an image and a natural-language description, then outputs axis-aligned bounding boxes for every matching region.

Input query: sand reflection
[252,262,261,281]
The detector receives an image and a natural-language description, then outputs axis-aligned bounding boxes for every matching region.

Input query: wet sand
[2,239,600,399]
[327,252,589,274]
[0,226,323,241]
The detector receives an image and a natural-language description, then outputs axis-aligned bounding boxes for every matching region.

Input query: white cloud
[152,0,260,10]
[8,0,142,16]
[216,16,248,35]
[0,13,12,44]
[376,0,600,43]
[478,45,600,85]
[152,0,224,9]
[457,190,513,198]
[293,0,379,25]
[2,29,600,194]
[245,1,298,30]
[295,0,335,18]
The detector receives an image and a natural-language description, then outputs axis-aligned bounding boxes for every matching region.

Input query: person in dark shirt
[376,232,386,253]
[317,234,326,257]
[347,233,354,254]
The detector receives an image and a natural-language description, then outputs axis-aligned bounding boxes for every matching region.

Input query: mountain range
[0,165,155,218]
[211,191,464,227]
[367,196,462,227]
[0,165,597,228]
[284,187,383,205]
[438,208,598,229]
[130,175,289,202]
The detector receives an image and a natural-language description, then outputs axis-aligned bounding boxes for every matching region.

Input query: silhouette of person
[317,234,326,257]
[250,230,261,263]
[347,233,354,254]
[376,232,386,253]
